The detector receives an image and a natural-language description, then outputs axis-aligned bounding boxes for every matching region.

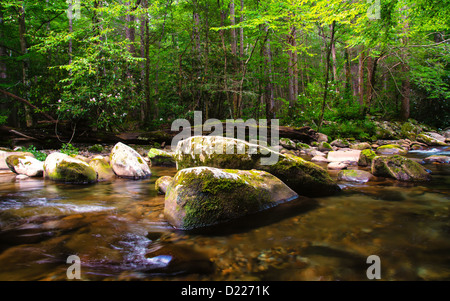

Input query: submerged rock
[174,136,340,197]
[43,152,97,184]
[147,148,176,167]
[5,155,44,177]
[338,169,374,183]
[89,157,115,181]
[155,175,173,194]
[110,142,151,179]
[371,155,431,181]
[423,155,450,164]
[164,167,298,230]
[376,144,408,155]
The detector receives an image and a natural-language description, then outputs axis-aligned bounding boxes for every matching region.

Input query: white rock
[110,142,151,179]
[6,155,44,177]
[327,150,362,163]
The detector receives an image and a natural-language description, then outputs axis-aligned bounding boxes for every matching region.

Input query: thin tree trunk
[400,18,410,120]
[318,21,336,131]
[192,0,201,110]
[18,2,32,127]
[139,0,147,122]
[264,27,275,120]
[358,48,365,107]
[230,0,239,117]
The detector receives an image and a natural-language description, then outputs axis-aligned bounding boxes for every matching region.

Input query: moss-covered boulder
[376,144,408,155]
[43,152,97,184]
[371,155,431,181]
[155,176,173,194]
[174,136,340,197]
[110,142,151,179]
[350,142,372,150]
[89,156,115,181]
[318,141,333,152]
[148,148,176,167]
[296,142,311,150]
[417,133,447,146]
[280,138,297,150]
[330,139,350,148]
[0,151,35,170]
[358,149,377,167]
[164,167,298,230]
[5,155,44,177]
[338,169,374,183]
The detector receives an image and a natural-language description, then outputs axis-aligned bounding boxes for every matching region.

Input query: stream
[0,147,449,281]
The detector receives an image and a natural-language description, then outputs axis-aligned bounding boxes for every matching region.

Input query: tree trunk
[263,27,275,120]
[318,21,335,130]
[358,48,365,107]
[18,2,32,128]
[125,2,136,55]
[230,0,239,118]
[139,1,147,122]
[366,54,378,114]
[192,0,201,111]
[400,17,410,120]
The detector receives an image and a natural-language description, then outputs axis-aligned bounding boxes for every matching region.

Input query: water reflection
[0,154,449,280]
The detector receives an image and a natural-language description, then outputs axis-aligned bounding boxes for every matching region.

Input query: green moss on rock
[376,144,408,155]
[371,155,431,181]
[164,167,298,230]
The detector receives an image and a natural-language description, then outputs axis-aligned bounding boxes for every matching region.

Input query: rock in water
[376,144,408,155]
[0,151,35,170]
[164,167,298,230]
[417,133,447,146]
[327,150,361,163]
[147,148,176,167]
[44,152,97,184]
[371,155,431,181]
[155,176,173,194]
[110,142,151,179]
[338,169,374,183]
[358,149,377,167]
[423,155,450,164]
[174,136,340,197]
[5,155,44,177]
[89,157,115,181]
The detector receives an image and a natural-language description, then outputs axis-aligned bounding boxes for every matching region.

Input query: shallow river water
[0,148,449,281]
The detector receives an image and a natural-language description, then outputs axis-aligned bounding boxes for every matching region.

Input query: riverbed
[0,147,449,281]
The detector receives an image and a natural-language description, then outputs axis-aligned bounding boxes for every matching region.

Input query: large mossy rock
[358,149,377,167]
[89,156,115,181]
[164,167,298,230]
[5,155,44,177]
[417,133,447,146]
[371,155,431,181]
[147,148,176,167]
[174,136,340,197]
[44,152,97,184]
[110,142,151,179]
[376,144,408,155]
[0,151,35,170]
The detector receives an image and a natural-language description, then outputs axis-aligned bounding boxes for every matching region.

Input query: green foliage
[320,119,377,142]
[23,145,47,161]
[60,143,79,156]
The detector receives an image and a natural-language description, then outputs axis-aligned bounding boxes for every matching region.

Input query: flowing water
[0,148,449,281]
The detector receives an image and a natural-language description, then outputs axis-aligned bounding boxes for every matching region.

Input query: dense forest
[0,0,449,142]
